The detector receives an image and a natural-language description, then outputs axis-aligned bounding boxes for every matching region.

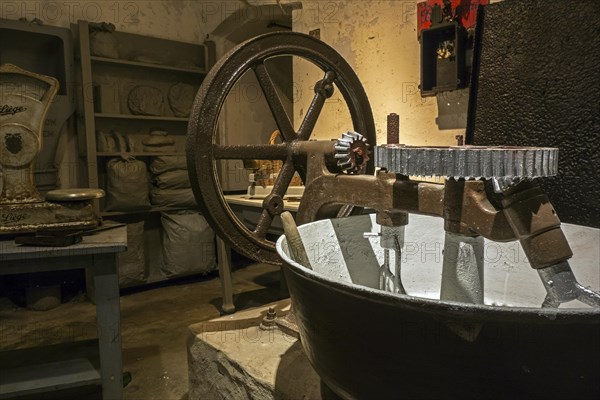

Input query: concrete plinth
[187,299,321,400]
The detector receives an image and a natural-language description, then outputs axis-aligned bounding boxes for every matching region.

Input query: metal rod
[381,249,390,290]
[393,235,407,295]
[213,144,288,160]
[387,113,399,144]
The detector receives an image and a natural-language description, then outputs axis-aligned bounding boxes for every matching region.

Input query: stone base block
[187,299,321,400]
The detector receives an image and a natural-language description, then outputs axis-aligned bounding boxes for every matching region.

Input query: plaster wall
[292,0,465,145]
[1,1,294,56]
[1,0,220,44]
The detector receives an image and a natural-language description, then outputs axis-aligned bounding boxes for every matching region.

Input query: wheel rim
[187,32,375,264]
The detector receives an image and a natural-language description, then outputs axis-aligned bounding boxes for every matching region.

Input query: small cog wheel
[334,131,371,174]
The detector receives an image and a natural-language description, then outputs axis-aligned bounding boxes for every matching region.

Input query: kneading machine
[186,31,599,399]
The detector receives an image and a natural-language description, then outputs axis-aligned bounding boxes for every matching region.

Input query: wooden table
[224,194,300,210]
[224,194,299,235]
[216,195,299,313]
[0,226,127,400]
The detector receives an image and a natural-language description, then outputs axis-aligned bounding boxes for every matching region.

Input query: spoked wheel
[187,32,375,265]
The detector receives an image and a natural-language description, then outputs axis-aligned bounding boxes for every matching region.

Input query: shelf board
[90,55,206,75]
[0,359,101,398]
[96,152,182,157]
[101,206,197,217]
[95,113,189,122]
[0,339,100,399]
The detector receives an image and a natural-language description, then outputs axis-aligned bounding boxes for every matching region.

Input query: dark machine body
[186,2,600,398]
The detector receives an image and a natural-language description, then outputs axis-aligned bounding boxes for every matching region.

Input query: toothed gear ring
[374,145,559,179]
[335,131,371,174]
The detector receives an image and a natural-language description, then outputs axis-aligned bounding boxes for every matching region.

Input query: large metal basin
[276,214,600,399]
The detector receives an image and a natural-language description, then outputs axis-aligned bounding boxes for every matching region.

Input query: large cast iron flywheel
[187,32,375,265]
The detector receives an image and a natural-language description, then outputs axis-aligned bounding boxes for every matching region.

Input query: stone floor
[0,262,282,400]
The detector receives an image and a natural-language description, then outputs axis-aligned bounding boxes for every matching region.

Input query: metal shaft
[440,232,484,304]
[387,113,399,144]
[379,224,407,294]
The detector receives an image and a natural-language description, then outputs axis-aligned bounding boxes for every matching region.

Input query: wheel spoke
[297,71,336,141]
[253,209,273,239]
[253,62,297,142]
[213,144,288,160]
[270,160,296,198]
[252,161,297,238]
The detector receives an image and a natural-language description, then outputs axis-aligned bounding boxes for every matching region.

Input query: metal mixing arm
[497,179,600,308]
[297,142,599,308]
[538,262,600,307]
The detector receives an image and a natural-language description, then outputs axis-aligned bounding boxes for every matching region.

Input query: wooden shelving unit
[73,20,216,287]
[74,20,213,210]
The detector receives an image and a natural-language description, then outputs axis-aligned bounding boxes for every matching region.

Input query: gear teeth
[342,132,356,140]
[335,131,370,174]
[374,145,559,179]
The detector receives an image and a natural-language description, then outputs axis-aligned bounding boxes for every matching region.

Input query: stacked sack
[105,155,151,211]
[160,210,216,277]
[150,156,216,277]
[149,156,197,208]
[142,129,175,152]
